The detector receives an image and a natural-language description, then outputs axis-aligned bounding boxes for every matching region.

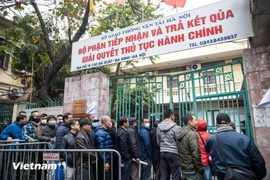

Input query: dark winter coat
[61,132,77,168]
[55,122,69,149]
[108,129,116,146]
[176,125,204,174]
[115,127,131,160]
[127,126,142,159]
[36,125,56,142]
[205,127,266,180]
[76,130,96,168]
[149,127,160,161]
[139,127,152,160]
[95,125,114,163]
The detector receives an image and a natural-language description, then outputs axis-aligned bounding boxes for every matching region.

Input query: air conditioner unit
[191,64,201,70]
[10,88,23,97]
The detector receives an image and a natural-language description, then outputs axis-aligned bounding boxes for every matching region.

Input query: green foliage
[111,83,157,120]
[90,2,163,35]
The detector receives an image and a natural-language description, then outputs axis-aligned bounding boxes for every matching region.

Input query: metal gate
[0,103,14,123]
[109,60,253,138]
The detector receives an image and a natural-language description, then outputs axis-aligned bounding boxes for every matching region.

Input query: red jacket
[196,120,211,166]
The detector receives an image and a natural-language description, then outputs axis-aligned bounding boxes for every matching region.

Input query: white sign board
[43,153,60,161]
[71,0,253,71]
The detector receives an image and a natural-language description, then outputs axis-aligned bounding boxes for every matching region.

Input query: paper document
[257,89,270,108]
[132,158,148,166]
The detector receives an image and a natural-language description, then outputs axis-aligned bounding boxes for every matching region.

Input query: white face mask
[49,120,56,126]
[92,122,100,128]
[144,123,150,129]
[41,120,47,124]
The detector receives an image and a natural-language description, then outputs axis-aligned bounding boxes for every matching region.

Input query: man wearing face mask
[139,118,152,180]
[36,115,57,144]
[22,111,42,180]
[40,113,48,129]
[57,115,63,124]
[95,115,114,180]
[89,117,100,143]
[22,110,40,142]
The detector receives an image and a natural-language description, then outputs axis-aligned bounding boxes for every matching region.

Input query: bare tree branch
[30,0,55,63]
[43,0,91,88]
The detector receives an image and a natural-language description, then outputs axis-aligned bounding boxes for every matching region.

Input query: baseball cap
[91,117,100,122]
[216,113,231,124]
[129,117,137,124]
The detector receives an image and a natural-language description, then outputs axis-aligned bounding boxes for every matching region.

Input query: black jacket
[150,127,160,161]
[127,126,142,159]
[36,125,56,142]
[61,132,77,167]
[115,127,131,160]
[206,129,266,180]
[76,130,96,168]
[108,129,116,146]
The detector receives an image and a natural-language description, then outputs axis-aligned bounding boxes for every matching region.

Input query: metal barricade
[0,142,53,180]
[0,141,53,150]
[0,147,122,180]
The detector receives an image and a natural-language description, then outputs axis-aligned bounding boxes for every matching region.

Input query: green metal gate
[0,103,14,123]
[109,60,253,138]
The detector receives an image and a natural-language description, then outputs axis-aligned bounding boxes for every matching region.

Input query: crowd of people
[0,109,267,180]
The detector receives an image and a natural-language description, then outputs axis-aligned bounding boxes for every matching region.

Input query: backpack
[215,133,257,180]
[224,164,256,180]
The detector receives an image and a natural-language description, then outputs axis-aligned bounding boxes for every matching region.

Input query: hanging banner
[71,0,253,72]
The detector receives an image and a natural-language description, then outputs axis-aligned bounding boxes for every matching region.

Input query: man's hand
[29,138,35,142]
[104,162,110,172]
[7,137,13,140]
[50,138,54,143]
[135,158,140,164]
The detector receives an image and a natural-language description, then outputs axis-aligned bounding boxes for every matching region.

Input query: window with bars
[204,71,216,84]
[0,38,9,70]
[167,77,178,88]
[0,55,9,70]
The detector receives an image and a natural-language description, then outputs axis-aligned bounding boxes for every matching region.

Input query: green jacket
[176,125,204,174]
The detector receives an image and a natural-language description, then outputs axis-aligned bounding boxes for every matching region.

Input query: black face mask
[32,118,40,123]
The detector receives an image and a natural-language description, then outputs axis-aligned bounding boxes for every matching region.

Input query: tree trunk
[32,0,91,101]
[250,0,270,47]
[39,85,50,101]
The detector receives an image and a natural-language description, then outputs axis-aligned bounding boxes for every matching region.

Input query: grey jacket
[157,120,180,155]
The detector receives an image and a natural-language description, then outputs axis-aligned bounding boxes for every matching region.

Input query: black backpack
[215,133,257,180]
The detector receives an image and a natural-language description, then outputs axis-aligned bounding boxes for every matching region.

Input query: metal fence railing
[19,98,64,110]
[0,142,121,180]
